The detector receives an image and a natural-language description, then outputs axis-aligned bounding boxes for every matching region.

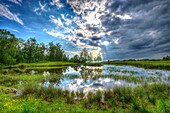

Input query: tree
[70,55,80,63]
[163,56,170,60]
[0,29,70,65]
[0,29,19,65]
[24,38,37,63]
[48,42,67,61]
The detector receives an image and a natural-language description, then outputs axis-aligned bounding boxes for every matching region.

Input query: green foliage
[0,78,170,113]
[0,29,18,65]
[48,42,67,61]
[0,29,69,66]
[163,55,170,60]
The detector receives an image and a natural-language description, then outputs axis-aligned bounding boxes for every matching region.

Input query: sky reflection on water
[41,65,170,93]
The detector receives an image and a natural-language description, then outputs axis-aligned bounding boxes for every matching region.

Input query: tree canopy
[0,29,69,65]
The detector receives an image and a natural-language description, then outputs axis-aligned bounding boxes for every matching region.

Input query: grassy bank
[0,83,169,113]
[106,60,170,70]
[4,62,78,68]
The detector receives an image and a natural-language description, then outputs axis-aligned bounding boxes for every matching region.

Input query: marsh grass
[6,62,78,69]
[19,82,170,111]
[0,82,169,112]
[107,60,170,70]
[0,62,170,112]
[0,73,62,88]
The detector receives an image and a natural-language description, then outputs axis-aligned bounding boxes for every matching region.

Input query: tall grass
[19,82,170,111]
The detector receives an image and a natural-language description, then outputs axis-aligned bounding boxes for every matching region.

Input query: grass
[0,73,62,87]
[4,61,78,68]
[0,61,170,112]
[3,60,170,70]
[0,83,169,113]
[106,60,170,70]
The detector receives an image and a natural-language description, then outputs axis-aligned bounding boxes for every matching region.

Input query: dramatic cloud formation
[0,0,170,60]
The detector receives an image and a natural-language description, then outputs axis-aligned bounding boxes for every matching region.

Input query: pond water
[3,65,170,93]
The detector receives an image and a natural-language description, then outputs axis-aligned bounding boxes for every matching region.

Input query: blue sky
[0,0,170,60]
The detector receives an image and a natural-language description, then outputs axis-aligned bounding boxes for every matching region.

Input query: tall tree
[0,29,19,65]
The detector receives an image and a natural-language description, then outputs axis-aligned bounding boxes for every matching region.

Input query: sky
[0,0,170,60]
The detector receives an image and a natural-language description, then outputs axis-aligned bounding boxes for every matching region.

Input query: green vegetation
[106,60,170,70]
[1,29,170,112]
[0,29,102,69]
[163,56,170,60]
[0,70,170,112]
[9,62,77,68]
[0,29,69,66]
[0,83,169,113]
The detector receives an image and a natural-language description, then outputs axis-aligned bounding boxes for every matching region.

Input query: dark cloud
[101,0,170,60]
[80,38,98,47]
[91,36,101,41]
[76,33,83,37]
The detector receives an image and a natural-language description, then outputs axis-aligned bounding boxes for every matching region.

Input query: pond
[3,65,170,93]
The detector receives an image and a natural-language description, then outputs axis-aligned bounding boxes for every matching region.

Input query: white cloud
[43,28,47,32]
[113,38,119,44]
[46,29,65,38]
[50,0,64,9]
[6,27,20,33]
[61,14,72,25]
[39,1,47,12]
[50,15,64,27]
[116,14,132,20]
[8,0,22,6]
[101,41,110,46]
[34,8,41,15]
[34,1,47,15]
[0,4,24,25]
[66,0,108,40]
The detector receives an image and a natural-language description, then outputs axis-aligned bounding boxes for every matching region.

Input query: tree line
[0,29,69,65]
[0,29,102,66]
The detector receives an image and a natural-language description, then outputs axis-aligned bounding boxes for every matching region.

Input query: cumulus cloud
[66,0,107,38]
[0,4,24,25]
[64,0,170,60]
[27,0,170,60]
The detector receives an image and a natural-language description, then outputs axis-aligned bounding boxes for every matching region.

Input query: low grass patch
[0,73,62,87]
[106,60,170,70]
[4,61,78,68]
